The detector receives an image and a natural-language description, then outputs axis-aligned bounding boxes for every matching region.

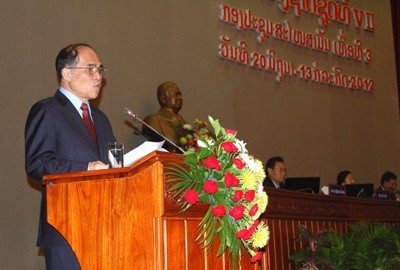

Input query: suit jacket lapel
[54,91,99,149]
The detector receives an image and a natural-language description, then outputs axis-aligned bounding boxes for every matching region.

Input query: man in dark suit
[263,156,287,188]
[375,171,398,200]
[25,43,116,270]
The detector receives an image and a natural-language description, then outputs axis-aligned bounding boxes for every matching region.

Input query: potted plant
[290,225,331,269]
[291,221,400,270]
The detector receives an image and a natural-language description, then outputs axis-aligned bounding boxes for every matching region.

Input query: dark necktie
[81,103,97,143]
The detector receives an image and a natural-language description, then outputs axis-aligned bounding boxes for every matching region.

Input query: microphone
[356,188,366,198]
[123,107,184,154]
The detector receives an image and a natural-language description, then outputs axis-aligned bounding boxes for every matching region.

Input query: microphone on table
[123,107,184,154]
[357,188,366,198]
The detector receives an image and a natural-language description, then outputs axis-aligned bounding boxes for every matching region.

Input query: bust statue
[142,81,187,152]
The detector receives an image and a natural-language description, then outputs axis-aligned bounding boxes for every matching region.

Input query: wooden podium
[43,151,400,270]
[43,151,257,270]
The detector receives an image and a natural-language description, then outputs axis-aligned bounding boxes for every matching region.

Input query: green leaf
[208,116,222,137]
[184,153,199,166]
[198,194,210,203]
[166,164,192,180]
[198,147,212,159]
[212,170,224,180]
[213,191,228,206]
[191,169,207,182]
[197,207,218,249]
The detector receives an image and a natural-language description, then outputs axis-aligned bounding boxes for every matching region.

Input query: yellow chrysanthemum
[250,222,270,249]
[240,168,258,190]
[256,192,269,215]
[253,159,266,183]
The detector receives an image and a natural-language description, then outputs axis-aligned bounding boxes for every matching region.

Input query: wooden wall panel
[164,220,185,269]
[163,218,260,270]
[186,220,206,270]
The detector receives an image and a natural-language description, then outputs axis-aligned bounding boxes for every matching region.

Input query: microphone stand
[123,108,185,154]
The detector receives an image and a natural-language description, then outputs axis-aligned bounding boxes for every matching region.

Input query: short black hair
[265,156,284,170]
[55,43,94,80]
[336,170,351,185]
[381,171,397,185]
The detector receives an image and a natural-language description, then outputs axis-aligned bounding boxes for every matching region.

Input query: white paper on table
[321,185,329,195]
[123,141,166,167]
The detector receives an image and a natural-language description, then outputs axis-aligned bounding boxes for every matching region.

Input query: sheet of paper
[123,141,166,167]
[108,150,118,168]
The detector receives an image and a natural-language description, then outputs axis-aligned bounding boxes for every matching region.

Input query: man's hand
[88,161,109,170]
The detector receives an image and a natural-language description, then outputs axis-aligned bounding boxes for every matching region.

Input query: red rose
[212,204,226,217]
[204,180,218,194]
[229,204,245,220]
[221,142,238,153]
[225,128,237,135]
[245,190,255,202]
[204,156,221,170]
[232,158,244,169]
[249,204,259,217]
[248,220,259,236]
[249,220,259,233]
[233,190,243,202]
[236,228,252,240]
[184,189,199,204]
[251,252,262,263]
[224,172,240,188]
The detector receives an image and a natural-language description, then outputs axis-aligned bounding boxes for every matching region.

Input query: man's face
[164,85,182,113]
[383,179,398,193]
[267,161,287,184]
[63,46,103,102]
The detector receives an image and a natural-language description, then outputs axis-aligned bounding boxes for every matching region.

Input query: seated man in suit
[142,81,187,152]
[25,43,117,270]
[263,156,287,188]
[376,171,398,200]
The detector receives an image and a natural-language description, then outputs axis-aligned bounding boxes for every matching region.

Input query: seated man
[376,171,398,200]
[142,81,187,152]
[263,156,286,188]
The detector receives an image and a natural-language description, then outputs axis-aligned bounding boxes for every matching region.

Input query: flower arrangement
[177,118,213,151]
[166,116,270,268]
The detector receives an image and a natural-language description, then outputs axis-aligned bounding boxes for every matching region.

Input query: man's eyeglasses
[67,65,106,76]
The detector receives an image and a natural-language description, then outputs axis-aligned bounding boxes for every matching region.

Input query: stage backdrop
[0,0,399,269]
